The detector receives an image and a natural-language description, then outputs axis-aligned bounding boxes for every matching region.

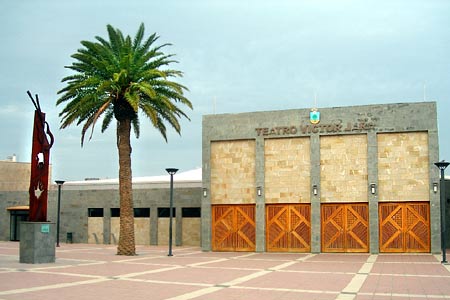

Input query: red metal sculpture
[27,91,54,222]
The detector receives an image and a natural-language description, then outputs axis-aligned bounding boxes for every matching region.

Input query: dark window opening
[182,207,201,218]
[134,208,150,218]
[111,208,150,218]
[111,208,120,217]
[10,210,28,241]
[88,208,104,217]
[158,207,176,218]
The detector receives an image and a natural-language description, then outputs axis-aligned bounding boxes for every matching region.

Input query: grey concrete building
[201,102,444,253]
[1,165,202,246]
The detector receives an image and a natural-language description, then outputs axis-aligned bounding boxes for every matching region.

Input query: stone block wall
[320,134,368,202]
[134,218,150,245]
[0,161,52,192]
[378,132,429,202]
[109,217,151,245]
[87,217,104,244]
[182,218,201,246]
[264,137,311,203]
[110,217,120,244]
[158,218,176,245]
[211,140,256,204]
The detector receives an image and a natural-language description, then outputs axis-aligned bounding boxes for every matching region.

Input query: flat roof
[59,168,202,190]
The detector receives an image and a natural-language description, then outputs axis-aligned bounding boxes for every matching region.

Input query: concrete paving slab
[0,242,449,300]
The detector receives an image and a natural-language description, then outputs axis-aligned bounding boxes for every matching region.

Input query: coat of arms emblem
[310,108,320,124]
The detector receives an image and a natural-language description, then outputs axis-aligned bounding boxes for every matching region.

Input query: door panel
[322,204,345,252]
[379,204,404,252]
[267,205,289,250]
[346,204,369,252]
[212,205,255,251]
[266,204,311,252]
[322,204,369,253]
[379,202,430,253]
[235,206,256,250]
[290,205,311,251]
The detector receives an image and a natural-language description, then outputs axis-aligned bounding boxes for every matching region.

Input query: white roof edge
[61,168,202,186]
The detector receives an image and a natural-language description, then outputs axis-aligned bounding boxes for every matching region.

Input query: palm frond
[101,108,114,133]
[131,117,140,138]
[57,23,193,146]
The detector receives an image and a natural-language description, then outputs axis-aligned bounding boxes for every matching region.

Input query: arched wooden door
[379,202,430,253]
[212,205,256,251]
[266,204,311,252]
[322,203,369,253]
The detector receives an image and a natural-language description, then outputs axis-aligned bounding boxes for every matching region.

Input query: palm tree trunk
[116,118,136,256]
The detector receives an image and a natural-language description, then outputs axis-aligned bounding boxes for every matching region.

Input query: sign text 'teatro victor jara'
[255,120,376,137]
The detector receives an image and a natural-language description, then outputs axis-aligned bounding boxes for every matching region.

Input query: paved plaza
[1,242,450,300]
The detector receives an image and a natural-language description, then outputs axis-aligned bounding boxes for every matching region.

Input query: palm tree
[57,23,192,256]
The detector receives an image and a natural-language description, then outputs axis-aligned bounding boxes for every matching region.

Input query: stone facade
[87,217,104,244]
[378,132,429,202]
[265,137,311,203]
[210,140,256,204]
[182,218,201,246]
[0,161,52,192]
[320,134,368,203]
[202,101,441,253]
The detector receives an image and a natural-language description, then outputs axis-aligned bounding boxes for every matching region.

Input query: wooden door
[212,205,256,251]
[266,204,311,252]
[322,203,369,253]
[379,202,430,253]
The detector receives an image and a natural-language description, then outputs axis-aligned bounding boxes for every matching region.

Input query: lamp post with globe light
[435,160,449,263]
[55,180,65,247]
[165,168,178,256]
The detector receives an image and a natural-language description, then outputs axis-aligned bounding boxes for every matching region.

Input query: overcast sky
[1,0,449,181]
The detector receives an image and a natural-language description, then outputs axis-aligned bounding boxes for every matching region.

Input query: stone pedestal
[20,222,56,264]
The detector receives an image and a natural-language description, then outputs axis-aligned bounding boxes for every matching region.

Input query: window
[158,207,176,218]
[111,208,120,217]
[134,208,150,218]
[111,208,150,217]
[88,208,104,217]
[182,207,201,218]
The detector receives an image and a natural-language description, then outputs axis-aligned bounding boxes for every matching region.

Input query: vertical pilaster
[310,134,321,253]
[367,131,379,254]
[150,204,158,245]
[103,207,111,244]
[175,206,182,246]
[255,137,266,252]
[429,130,441,253]
[201,137,212,251]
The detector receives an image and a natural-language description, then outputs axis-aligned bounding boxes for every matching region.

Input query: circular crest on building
[310,108,320,124]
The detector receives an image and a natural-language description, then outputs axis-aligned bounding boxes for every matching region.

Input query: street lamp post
[55,180,65,247]
[435,160,449,264]
[165,168,178,256]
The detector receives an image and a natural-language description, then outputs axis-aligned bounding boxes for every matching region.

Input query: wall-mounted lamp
[370,183,376,195]
[203,188,207,197]
[433,183,438,193]
[312,185,318,196]
[257,186,262,197]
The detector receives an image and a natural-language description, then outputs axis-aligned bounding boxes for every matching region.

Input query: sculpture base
[19,222,56,264]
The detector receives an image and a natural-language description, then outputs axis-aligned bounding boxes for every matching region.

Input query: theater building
[201,102,441,253]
